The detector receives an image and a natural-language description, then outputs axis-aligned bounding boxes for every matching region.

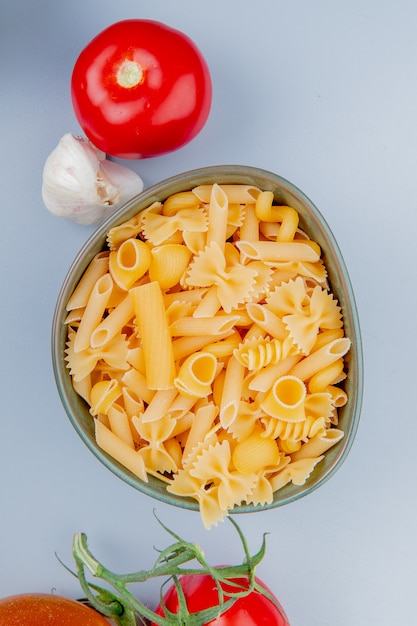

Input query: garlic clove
[98,159,144,206]
[42,133,144,226]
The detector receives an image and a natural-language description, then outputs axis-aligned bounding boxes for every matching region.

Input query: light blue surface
[1,1,416,624]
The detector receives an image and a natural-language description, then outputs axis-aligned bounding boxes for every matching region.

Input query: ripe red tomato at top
[153,572,290,625]
[0,594,110,625]
[71,19,212,159]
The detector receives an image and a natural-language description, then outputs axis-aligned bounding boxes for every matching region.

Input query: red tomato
[0,594,110,625]
[153,572,290,625]
[71,19,212,159]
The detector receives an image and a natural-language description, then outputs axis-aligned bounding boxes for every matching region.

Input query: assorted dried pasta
[64,183,351,528]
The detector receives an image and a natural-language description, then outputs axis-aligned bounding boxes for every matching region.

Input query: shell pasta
[64,183,352,528]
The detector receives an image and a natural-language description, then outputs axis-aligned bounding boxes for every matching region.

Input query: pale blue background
[1,1,416,624]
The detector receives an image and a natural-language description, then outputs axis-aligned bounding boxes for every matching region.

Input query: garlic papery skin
[42,133,144,225]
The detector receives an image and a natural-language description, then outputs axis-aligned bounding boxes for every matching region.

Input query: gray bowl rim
[52,164,363,514]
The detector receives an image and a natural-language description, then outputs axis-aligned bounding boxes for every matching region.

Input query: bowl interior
[52,165,363,513]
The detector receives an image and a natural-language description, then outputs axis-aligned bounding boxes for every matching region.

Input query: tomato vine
[68,513,288,625]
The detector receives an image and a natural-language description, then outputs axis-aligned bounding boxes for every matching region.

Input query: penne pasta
[170,411,195,437]
[90,294,134,349]
[311,328,344,351]
[166,395,198,420]
[236,240,320,264]
[172,331,233,362]
[66,252,109,311]
[307,358,345,393]
[140,388,178,423]
[73,273,113,353]
[290,429,344,461]
[204,329,241,359]
[130,281,176,390]
[122,367,155,405]
[64,307,84,325]
[205,183,229,252]
[107,404,135,448]
[126,346,145,372]
[192,184,261,204]
[163,287,207,308]
[94,419,148,482]
[288,337,351,381]
[192,284,222,318]
[249,354,302,392]
[182,404,218,466]
[219,355,245,428]
[246,302,288,340]
[170,315,240,337]
[327,385,348,408]
[239,203,259,241]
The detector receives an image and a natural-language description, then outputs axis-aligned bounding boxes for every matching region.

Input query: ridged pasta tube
[261,375,306,422]
[109,238,151,290]
[174,351,218,398]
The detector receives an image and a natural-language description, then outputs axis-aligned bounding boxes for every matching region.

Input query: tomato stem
[70,512,283,625]
[117,60,144,88]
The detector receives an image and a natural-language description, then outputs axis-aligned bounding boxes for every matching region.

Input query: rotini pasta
[233,335,283,370]
[64,183,351,529]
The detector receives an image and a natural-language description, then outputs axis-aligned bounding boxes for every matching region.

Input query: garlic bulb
[42,133,144,225]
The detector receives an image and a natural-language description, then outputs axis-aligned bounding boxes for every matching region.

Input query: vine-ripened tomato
[0,594,111,625]
[152,572,290,626]
[71,19,212,159]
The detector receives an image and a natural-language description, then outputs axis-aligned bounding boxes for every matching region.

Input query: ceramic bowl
[52,165,363,513]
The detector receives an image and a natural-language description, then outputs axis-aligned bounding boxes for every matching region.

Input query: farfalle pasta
[64,183,352,528]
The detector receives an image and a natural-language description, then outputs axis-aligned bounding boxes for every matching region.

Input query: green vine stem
[70,512,281,626]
